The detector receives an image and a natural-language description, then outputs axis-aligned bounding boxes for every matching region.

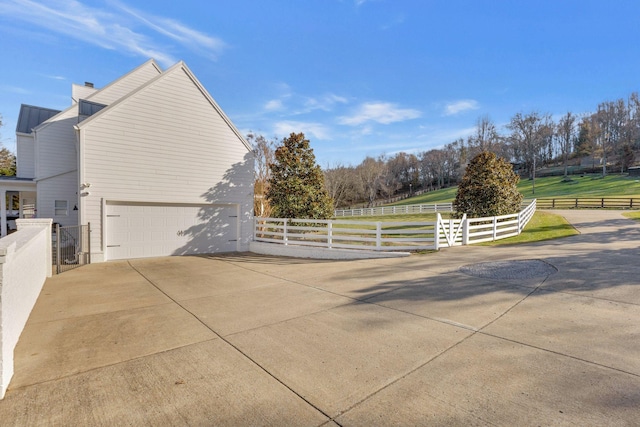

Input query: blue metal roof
[16,104,61,134]
[78,99,107,116]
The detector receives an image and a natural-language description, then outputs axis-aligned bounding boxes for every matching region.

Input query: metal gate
[54,223,91,274]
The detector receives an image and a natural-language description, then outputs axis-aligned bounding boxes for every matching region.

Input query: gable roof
[32,59,163,133]
[16,104,61,134]
[76,61,251,152]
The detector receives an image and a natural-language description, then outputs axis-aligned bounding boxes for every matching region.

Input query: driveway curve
[1,210,639,425]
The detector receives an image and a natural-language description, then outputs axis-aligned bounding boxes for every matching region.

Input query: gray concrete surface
[0,210,639,425]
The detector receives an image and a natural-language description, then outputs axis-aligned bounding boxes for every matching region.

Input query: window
[54,200,68,216]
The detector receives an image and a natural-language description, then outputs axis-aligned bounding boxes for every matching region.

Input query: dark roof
[78,99,107,116]
[16,104,61,134]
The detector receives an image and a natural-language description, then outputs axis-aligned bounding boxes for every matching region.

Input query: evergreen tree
[266,132,334,219]
[0,115,15,176]
[453,151,523,218]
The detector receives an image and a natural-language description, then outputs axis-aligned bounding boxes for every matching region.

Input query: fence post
[376,222,382,251]
[55,223,60,274]
[462,214,469,245]
[87,222,91,264]
[328,221,333,249]
[517,210,522,233]
[283,219,288,246]
[601,198,604,208]
[253,217,257,241]
[434,213,441,250]
[492,216,498,241]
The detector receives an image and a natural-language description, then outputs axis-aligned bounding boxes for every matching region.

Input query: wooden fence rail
[255,200,536,252]
[536,198,640,209]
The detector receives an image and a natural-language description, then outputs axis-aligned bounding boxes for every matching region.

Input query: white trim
[75,61,252,153]
[32,59,162,134]
[34,169,77,182]
[101,197,106,254]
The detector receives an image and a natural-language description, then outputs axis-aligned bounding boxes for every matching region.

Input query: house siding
[84,60,161,106]
[16,134,35,179]
[36,171,79,227]
[26,60,163,232]
[33,115,78,180]
[80,65,253,261]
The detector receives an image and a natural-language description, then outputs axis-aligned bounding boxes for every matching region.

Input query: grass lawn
[331,173,635,249]
[518,174,640,199]
[390,174,640,206]
[332,212,452,223]
[331,210,577,247]
[476,211,578,246]
[622,211,640,221]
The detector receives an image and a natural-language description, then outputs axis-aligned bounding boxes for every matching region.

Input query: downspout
[73,125,83,227]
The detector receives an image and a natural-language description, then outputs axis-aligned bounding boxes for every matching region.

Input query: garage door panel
[106,204,237,260]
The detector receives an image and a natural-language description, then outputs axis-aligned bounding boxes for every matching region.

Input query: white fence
[255,200,536,252]
[334,203,453,217]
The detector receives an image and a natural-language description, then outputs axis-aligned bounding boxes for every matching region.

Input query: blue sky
[1,0,640,166]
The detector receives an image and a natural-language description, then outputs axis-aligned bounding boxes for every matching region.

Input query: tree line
[324,91,640,206]
[252,91,640,211]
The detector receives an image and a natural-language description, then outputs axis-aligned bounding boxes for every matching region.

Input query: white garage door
[106,203,238,260]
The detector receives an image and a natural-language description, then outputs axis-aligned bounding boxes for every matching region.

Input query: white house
[1,59,254,262]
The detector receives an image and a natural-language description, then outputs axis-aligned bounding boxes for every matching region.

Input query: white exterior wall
[71,83,97,102]
[15,134,35,179]
[36,172,79,227]
[27,60,162,229]
[0,219,52,399]
[84,60,161,106]
[33,115,78,180]
[79,65,253,262]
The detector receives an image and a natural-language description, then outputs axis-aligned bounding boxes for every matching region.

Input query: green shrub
[454,151,523,218]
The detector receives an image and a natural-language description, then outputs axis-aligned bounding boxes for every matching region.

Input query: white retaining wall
[0,219,52,399]
[250,241,410,260]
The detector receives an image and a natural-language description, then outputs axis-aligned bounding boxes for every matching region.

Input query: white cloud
[264,99,284,111]
[0,85,30,94]
[0,0,226,66]
[112,1,226,59]
[339,102,421,125]
[444,99,479,116]
[273,121,331,140]
[303,93,348,112]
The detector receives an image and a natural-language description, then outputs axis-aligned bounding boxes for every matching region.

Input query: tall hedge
[453,151,523,218]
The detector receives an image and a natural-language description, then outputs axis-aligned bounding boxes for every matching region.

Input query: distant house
[0,60,254,262]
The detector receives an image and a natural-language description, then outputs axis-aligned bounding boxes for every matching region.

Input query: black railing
[54,223,91,274]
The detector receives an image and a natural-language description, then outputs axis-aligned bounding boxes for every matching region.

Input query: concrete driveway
[1,210,639,425]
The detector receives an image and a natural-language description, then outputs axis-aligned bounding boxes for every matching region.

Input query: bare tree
[355,156,389,207]
[557,112,577,179]
[387,152,419,191]
[468,115,500,155]
[507,111,553,194]
[324,164,358,208]
[246,132,276,217]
